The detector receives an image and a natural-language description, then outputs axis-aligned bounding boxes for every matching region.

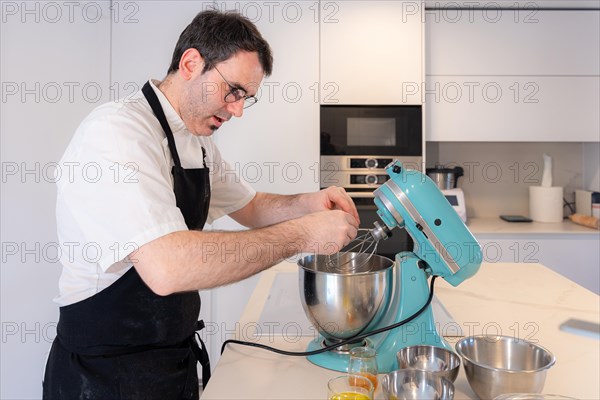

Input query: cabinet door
[476,235,600,294]
[320,0,423,105]
[426,10,600,141]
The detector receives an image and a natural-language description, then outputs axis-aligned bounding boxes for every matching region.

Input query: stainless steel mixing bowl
[381,369,455,400]
[298,253,394,345]
[455,335,556,399]
[396,345,461,383]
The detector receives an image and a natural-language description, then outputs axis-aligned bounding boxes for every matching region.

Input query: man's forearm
[132,218,310,295]
[229,192,311,228]
[132,187,360,295]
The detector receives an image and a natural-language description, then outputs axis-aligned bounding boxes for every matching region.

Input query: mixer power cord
[220,275,438,357]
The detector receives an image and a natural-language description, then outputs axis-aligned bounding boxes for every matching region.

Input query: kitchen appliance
[320,154,418,257]
[426,165,463,190]
[426,165,467,222]
[299,160,482,373]
[320,105,423,258]
[320,104,422,200]
[441,188,467,223]
[320,105,422,158]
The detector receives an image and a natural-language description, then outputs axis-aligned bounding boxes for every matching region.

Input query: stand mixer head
[299,160,482,372]
[373,161,481,286]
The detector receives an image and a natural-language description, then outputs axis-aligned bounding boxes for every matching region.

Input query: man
[43,9,359,400]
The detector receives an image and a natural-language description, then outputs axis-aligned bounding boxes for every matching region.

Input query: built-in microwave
[320,105,422,157]
[319,105,423,258]
[320,105,423,194]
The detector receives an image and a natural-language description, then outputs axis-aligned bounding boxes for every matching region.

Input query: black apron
[43,81,212,400]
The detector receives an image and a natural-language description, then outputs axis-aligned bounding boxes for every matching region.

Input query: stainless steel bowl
[381,369,455,400]
[298,253,394,345]
[455,335,556,399]
[397,345,461,383]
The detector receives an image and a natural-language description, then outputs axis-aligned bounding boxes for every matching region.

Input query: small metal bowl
[396,345,461,383]
[455,335,556,400]
[381,369,455,400]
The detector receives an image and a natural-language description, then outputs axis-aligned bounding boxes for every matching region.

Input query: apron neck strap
[142,81,182,168]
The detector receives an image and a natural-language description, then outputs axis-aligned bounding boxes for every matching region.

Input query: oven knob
[365,174,378,185]
[365,158,378,169]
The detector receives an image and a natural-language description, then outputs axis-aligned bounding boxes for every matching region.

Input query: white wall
[1,2,111,398]
[583,142,600,192]
[425,142,587,218]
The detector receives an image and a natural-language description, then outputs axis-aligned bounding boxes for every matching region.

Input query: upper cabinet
[426,8,600,141]
[425,0,600,10]
[320,1,423,105]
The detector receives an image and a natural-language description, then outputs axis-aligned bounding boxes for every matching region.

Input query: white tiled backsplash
[425,142,600,218]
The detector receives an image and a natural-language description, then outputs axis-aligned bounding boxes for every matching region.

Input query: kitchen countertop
[467,217,600,235]
[200,261,599,400]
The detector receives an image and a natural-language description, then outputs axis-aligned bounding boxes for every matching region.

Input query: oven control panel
[350,174,390,185]
[349,158,393,169]
[320,155,423,194]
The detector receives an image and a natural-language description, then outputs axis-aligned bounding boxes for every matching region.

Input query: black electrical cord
[220,275,438,356]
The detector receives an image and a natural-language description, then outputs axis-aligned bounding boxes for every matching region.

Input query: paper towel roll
[529,186,564,222]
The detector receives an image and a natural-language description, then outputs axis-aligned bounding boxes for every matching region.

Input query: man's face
[180,51,264,136]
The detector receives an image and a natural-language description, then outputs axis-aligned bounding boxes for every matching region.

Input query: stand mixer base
[305,337,376,372]
[304,252,455,373]
[322,339,369,354]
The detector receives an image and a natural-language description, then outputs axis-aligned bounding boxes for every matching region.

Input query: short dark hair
[167,10,273,77]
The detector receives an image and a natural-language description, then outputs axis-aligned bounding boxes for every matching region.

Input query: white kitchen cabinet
[425,0,600,9]
[475,234,600,294]
[426,9,600,141]
[469,218,600,294]
[320,0,423,105]
[425,76,599,141]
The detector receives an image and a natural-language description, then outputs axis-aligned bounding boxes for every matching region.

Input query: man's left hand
[306,186,360,225]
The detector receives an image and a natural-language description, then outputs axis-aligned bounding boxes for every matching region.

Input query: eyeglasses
[211,64,258,109]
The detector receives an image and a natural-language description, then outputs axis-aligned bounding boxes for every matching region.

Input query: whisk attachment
[325,222,391,273]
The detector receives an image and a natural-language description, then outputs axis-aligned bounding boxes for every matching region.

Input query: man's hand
[304,186,360,225]
[295,210,359,255]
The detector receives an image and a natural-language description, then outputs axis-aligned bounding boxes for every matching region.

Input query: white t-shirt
[54,80,256,306]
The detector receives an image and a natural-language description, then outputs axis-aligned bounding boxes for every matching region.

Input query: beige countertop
[467,217,600,235]
[201,261,599,400]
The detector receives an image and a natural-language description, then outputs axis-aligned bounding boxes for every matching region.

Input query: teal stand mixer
[298,160,483,373]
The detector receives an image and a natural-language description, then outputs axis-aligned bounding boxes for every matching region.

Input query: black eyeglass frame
[211,64,258,109]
